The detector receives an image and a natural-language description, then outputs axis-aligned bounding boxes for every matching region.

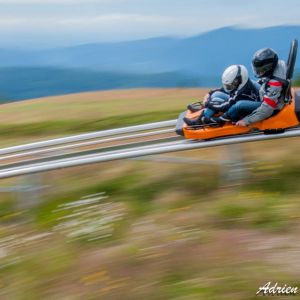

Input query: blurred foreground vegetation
[0,89,300,299]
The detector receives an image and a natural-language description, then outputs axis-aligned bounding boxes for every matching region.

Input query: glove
[206,100,228,112]
[207,97,236,112]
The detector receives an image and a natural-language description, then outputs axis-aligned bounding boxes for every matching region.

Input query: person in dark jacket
[184,64,260,126]
[207,48,287,126]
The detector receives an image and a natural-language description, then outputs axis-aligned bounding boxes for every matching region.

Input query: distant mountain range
[0,68,199,101]
[0,25,300,100]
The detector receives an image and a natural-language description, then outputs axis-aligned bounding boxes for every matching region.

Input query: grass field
[0,88,300,300]
[0,88,208,146]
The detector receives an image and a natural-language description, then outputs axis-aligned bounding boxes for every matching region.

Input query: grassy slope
[0,88,207,146]
[0,89,300,300]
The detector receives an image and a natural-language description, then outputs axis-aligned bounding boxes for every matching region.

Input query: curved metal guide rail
[0,127,299,179]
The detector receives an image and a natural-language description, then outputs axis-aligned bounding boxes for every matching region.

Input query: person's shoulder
[273,60,287,79]
[249,78,259,85]
[248,79,261,90]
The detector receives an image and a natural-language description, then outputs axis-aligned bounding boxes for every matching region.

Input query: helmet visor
[253,62,273,77]
[223,78,240,92]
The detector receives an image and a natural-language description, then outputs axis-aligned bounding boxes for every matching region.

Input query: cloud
[0,13,207,46]
[59,14,178,26]
[0,1,299,48]
[0,14,191,30]
[0,13,280,37]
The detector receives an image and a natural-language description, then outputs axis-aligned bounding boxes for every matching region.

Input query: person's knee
[211,91,229,101]
[226,103,241,121]
[211,97,226,105]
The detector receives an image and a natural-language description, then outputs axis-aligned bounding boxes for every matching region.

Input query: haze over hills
[0,68,198,101]
[0,26,300,100]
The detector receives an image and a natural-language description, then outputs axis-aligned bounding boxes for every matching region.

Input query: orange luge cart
[176,40,299,140]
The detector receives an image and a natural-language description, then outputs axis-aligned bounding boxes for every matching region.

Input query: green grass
[213,191,294,231]
[0,88,209,146]
[0,239,75,300]
[0,88,300,299]
[0,109,181,138]
[35,165,221,229]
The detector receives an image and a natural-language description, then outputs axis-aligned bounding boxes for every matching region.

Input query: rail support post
[221,144,249,184]
[15,174,46,212]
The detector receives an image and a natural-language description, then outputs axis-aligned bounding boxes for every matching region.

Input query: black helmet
[252,48,278,77]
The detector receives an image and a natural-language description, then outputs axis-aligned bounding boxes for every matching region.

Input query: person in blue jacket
[184,64,261,126]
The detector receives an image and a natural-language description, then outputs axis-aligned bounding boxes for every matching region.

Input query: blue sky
[0,0,300,48]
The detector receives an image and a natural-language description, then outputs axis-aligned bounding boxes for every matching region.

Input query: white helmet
[222,64,248,92]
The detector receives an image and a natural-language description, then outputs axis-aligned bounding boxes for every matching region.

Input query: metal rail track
[0,120,177,156]
[0,120,178,168]
[0,126,300,179]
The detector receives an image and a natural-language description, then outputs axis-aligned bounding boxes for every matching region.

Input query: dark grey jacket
[243,60,287,126]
